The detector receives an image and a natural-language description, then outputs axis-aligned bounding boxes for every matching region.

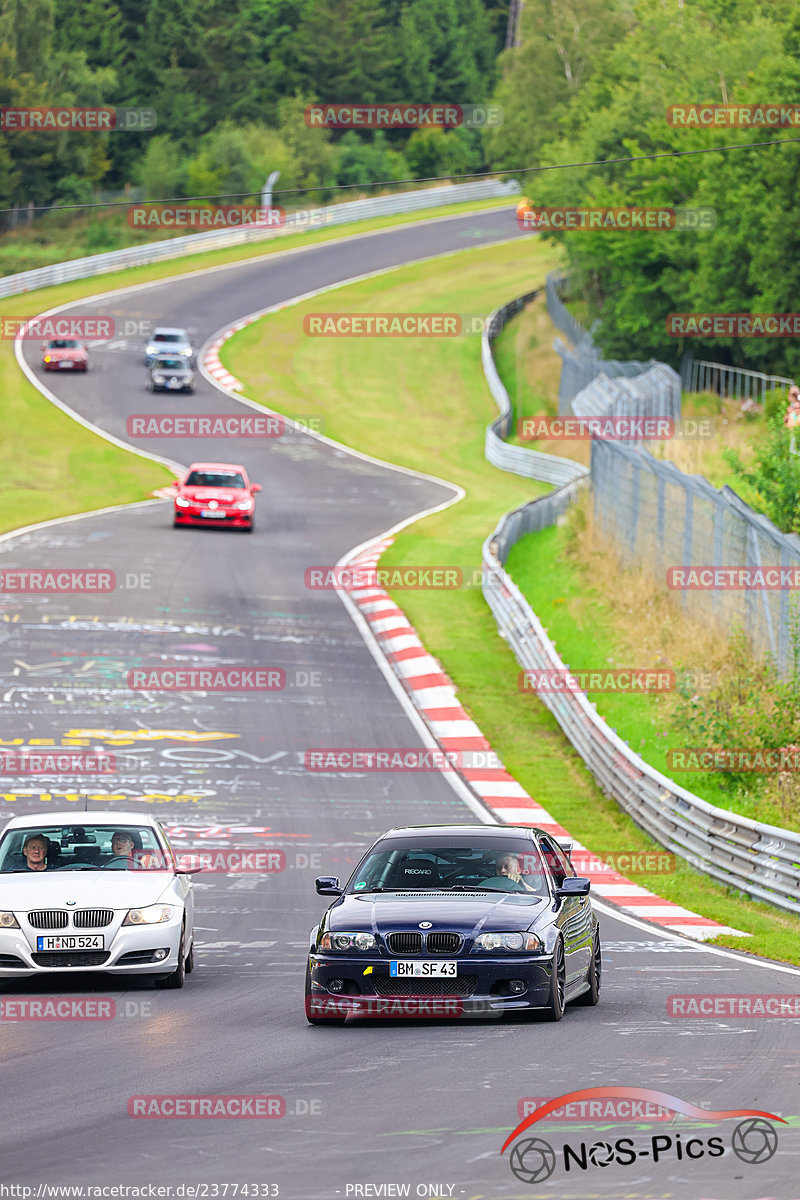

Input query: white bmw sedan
[0,812,200,989]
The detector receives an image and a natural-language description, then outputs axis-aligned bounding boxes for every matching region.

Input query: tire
[154,925,186,989]
[543,939,565,1021]
[304,964,345,1025]
[184,941,195,974]
[575,934,601,1006]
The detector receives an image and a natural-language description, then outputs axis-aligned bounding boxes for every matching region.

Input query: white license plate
[389,961,457,977]
[57,361,74,368]
[201,510,226,518]
[37,935,104,951]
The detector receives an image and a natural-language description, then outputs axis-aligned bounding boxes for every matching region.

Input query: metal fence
[480,284,800,915]
[0,178,520,298]
[681,355,794,404]
[571,363,682,425]
[545,273,655,412]
[592,439,800,676]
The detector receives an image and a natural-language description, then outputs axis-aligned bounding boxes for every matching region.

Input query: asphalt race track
[2,209,799,1199]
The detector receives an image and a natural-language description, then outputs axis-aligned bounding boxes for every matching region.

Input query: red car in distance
[42,338,88,371]
[173,462,262,532]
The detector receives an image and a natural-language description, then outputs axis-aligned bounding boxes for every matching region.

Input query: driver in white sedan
[22,834,49,872]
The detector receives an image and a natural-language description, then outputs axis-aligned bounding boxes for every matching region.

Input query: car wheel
[185,386,194,394]
[304,964,345,1025]
[244,523,253,534]
[154,924,186,989]
[543,939,565,1021]
[184,941,195,974]
[575,934,601,1006]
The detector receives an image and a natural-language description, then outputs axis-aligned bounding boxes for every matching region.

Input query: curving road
[1,210,798,1199]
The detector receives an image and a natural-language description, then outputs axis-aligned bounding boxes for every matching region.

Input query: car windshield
[153,358,186,369]
[348,841,550,897]
[48,339,79,349]
[185,471,245,488]
[153,333,185,343]
[0,824,171,873]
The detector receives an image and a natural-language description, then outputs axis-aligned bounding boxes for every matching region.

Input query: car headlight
[0,911,19,928]
[175,496,192,508]
[43,355,52,362]
[473,932,542,952]
[146,345,156,355]
[123,904,175,926]
[235,499,254,511]
[319,931,377,952]
[181,348,192,356]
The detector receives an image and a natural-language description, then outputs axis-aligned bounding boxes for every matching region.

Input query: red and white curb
[203,320,259,391]
[344,538,748,941]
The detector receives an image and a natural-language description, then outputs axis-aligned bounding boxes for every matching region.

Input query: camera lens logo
[588,1140,615,1167]
[731,1118,778,1165]
[509,1137,556,1183]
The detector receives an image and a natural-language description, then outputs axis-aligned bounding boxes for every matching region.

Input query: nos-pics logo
[502,1087,782,1184]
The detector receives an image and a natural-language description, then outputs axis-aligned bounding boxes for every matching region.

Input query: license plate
[57,361,74,368]
[201,510,226,518]
[167,379,182,388]
[37,935,104,951]
[389,961,457,977]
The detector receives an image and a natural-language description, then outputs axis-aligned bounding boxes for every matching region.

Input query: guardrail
[480,285,800,915]
[482,288,589,486]
[0,178,521,299]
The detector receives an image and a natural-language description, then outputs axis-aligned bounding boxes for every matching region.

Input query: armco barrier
[480,287,800,915]
[0,179,520,298]
[483,288,588,486]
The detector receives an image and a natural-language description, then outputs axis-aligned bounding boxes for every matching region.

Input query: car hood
[0,871,173,910]
[179,487,248,503]
[327,891,547,937]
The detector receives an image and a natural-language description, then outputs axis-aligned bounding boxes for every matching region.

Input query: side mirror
[315,875,342,896]
[175,853,205,875]
[557,876,590,897]
[251,484,262,494]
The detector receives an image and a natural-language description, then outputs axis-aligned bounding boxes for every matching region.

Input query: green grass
[0,196,517,535]
[221,238,800,965]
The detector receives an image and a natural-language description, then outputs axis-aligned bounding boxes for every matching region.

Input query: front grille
[373,975,477,998]
[74,909,113,929]
[27,910,68,930]
[386,932,422,954]
[32,951,110,968]
[426,932,462,954]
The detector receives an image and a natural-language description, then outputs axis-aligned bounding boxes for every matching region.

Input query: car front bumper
[0,912,184,977]
[307,952,555,1017]
[174,507,253,528]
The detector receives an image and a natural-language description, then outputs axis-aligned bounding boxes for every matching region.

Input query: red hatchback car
[42,338,88,371]
[173,462,262,532]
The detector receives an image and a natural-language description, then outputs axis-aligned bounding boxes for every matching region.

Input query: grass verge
[221,239,800,964]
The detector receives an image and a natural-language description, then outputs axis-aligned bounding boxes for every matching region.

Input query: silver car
[0,811,200,989]
[144,326,194,366]
[147,354,195,393]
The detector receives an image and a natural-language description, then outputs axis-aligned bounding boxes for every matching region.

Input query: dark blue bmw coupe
[305,823,600,1024]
